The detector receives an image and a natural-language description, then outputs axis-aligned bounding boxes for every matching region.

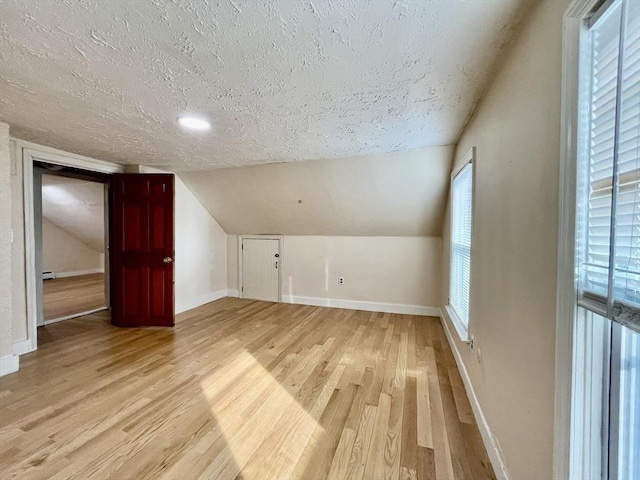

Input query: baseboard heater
[43,271,55,280]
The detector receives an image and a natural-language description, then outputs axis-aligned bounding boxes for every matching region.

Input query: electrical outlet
[338,276,344,285]
[469,335,475,351]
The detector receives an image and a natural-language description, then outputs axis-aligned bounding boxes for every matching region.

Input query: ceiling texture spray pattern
[1,0,528,171]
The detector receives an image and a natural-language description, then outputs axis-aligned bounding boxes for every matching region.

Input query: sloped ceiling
[179,146,452,236]
[41,174,105,252]
[2,0,529,170]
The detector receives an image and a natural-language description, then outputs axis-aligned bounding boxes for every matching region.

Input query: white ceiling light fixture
[178,116,211,132]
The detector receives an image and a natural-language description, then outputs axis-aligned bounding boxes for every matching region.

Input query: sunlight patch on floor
[198,350,323,479]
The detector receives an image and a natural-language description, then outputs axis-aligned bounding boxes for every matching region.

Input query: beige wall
[0,122,14,369]
[42,219,104,275]
[229,235,441,310]
[441,0,568,478]
[285,236,441,308]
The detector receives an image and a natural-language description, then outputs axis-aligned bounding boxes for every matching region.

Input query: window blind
[578,0,640,334]
[450,162,473,328]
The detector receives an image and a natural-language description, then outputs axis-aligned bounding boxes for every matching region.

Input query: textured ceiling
[41,174,105,252]
[179,146,452,236]
[1,0,528,171]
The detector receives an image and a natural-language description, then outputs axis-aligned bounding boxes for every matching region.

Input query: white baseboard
[226,289,239,298]
[54,268,105,278]
[439,308,511,480]
[176,289,228,314]
[281,295,440,316]
[44,307,108,325]
[0,354,19,377]
[12,339,34,356]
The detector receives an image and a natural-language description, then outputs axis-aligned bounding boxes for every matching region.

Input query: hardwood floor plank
[345,404,378,480]
[400,466,418,480]
[327,427,357,480]
[417,446,437,480]
[460,423,498,480]
[447,366,475,425]
[439,377,474,480]
[293,384,359,480]
[362,392,392,480]
[425,346,455,480]
[400,376,418,474]
[384,330,408,480]
[416,353,433,449]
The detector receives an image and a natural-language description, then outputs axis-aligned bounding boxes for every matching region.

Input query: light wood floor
[43,273,106,321]
[0,298,495,480]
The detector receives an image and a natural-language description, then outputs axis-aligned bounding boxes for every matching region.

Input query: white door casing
[19,139,125,354]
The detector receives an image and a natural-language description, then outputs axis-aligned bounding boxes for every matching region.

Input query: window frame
[556,1,606,478]
[447,147,475,343]
[557,0,640,478]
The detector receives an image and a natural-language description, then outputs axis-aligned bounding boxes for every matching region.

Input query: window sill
[445,305,470,343]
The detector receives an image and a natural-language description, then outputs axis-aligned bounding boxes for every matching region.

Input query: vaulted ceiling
[1,0,530,171]
[41,174,105,252]
[180,146,452,236]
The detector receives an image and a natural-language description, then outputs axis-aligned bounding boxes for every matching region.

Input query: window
[571,0,640,478]
[448,148,474,340]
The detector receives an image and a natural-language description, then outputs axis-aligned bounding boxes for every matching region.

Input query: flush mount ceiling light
[178,116,211,131]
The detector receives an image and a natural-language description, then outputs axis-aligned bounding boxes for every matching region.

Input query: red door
[110,174,175,327]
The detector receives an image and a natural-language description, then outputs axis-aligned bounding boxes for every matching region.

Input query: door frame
[238,235,283,302]
[20,139,125,353]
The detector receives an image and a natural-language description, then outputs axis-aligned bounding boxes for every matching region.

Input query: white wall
[441,0,569,478]
[0,122,17,375]
[229,235,441,314]
[42,219,104,275]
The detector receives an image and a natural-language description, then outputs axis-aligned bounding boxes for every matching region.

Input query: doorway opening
[21,145,125,353]
[38,168,109,325]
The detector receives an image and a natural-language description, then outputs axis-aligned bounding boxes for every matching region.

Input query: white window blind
[449,161,473,330]
[578,0,640,334]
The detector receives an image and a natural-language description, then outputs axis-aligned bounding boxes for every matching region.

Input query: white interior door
[242,238,280,302]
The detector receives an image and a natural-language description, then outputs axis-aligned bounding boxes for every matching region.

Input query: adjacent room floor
[42,273,106,321]
[0,298,495,480]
